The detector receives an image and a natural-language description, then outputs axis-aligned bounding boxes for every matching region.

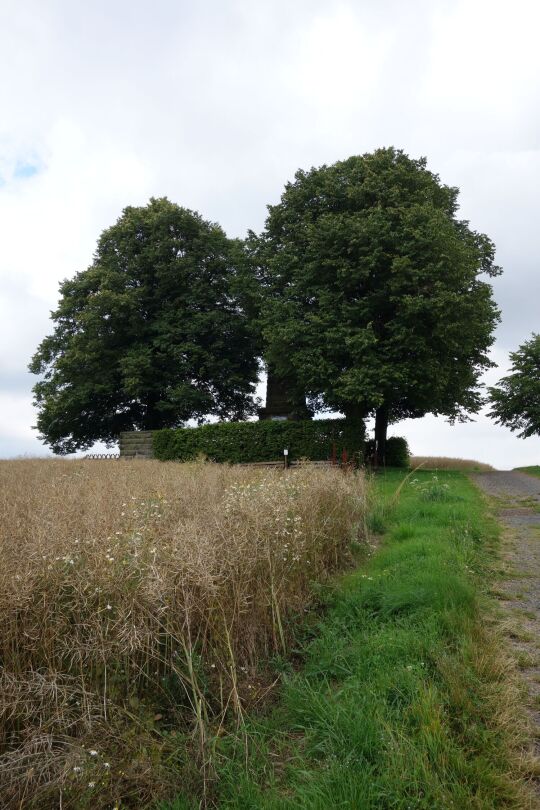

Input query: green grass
[164,471,532,809]
[514,466,540,478]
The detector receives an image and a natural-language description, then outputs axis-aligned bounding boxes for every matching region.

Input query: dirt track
[471,471,540,788]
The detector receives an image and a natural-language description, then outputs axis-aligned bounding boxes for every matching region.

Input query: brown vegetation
[0,459,368,808]
[410,455,495,471]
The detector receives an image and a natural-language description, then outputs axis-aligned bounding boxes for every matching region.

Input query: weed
[409,473,457,502]
[516,651,537,669]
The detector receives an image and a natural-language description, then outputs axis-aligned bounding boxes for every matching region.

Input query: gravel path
[471,471,540,790]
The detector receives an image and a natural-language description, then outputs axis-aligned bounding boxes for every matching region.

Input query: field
[410,455,495,471]
[0,460,368,808]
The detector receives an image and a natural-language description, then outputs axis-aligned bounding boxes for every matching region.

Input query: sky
[0,0,539,468]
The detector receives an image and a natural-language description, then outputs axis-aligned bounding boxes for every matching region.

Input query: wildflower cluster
[410,474,452,502]
[222,476,309,567]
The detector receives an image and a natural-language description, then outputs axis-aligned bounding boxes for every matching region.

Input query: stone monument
[258,364,312,421]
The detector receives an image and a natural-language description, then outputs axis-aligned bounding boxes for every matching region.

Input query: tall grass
[0,460,368,808]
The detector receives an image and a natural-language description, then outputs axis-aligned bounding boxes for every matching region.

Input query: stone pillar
[258,365,312,421]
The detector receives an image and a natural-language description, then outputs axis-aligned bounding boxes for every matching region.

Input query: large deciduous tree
[488,334,540,438]
[257,148,501,462]
[30,198,260,453]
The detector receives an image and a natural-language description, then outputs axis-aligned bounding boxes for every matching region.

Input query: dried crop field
[0,459,368,808]
[410,455,495,471]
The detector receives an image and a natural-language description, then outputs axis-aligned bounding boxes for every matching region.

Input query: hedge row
[365,436,410,468]
[153,419,365,463]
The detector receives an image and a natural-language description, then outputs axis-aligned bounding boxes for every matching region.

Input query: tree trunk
[374,406,389,467]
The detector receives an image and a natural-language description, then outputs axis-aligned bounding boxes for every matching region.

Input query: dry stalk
[0,459,368,807]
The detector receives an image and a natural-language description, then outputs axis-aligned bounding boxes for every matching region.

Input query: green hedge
[153,419,365,464]
[365,436,410,468]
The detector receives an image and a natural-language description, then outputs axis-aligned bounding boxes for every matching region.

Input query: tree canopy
[29,198,260,453]
[488,334,540,438]
[256,147,501,456]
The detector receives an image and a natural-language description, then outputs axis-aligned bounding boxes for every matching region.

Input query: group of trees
[30,147,537,457]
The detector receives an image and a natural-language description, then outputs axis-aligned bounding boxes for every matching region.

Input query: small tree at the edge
[488,334,540,439]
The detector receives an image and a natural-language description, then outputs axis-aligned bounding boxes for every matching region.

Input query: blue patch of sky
[14,161,39,179]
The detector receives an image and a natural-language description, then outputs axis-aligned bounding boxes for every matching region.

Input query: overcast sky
[1,0,539,467]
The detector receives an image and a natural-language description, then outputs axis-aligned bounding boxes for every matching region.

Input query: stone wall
[119,431,154,458]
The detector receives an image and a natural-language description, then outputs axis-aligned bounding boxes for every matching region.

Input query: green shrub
[365,436,410,467]
[153,419,365,463]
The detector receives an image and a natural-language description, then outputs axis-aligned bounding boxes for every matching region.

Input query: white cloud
[291,7,394,119]
[0,391,43,456]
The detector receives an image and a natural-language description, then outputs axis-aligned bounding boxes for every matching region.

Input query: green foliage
[167,472,530,809]
[489,333,540,438]
[153,418,365,463]
[29,198,260,453]
[365,435,410,467]
[257,147,501,431]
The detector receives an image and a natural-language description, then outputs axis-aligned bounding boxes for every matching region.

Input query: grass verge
[169,470,534,809]
[514,466,540,479]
